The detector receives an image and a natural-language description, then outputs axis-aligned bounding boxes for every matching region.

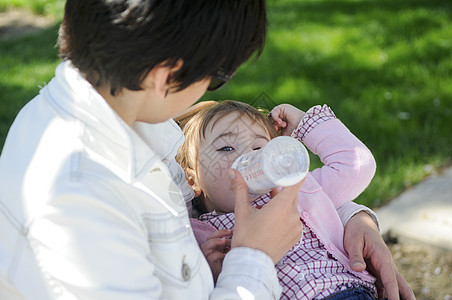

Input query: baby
[176,100,379,299]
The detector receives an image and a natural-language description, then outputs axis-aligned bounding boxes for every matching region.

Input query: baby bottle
[231,136,310,199]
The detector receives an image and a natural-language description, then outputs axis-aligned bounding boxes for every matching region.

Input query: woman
[0,1,413,299]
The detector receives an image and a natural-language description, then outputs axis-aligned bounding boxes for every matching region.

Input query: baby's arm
[200,229,232,284]
[301,106,376,206]
[270,104,376,207]
[190,219,232,284]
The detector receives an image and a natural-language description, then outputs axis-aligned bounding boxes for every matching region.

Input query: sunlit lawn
[0,0,63,17]
[1,0,451,207]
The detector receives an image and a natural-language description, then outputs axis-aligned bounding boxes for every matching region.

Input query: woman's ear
[185,168,202,198]
[142,59,183,98]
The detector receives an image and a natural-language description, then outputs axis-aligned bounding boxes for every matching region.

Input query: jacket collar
[42,61,184,182]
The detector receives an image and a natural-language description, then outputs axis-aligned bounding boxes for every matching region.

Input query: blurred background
[0,0,451,298]
[206,0,452,210]
[1,0,450,208]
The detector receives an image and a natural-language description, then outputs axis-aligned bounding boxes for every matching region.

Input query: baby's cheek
[213,180,236,211]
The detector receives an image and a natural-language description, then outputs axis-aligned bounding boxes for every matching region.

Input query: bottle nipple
[280,155,292,169]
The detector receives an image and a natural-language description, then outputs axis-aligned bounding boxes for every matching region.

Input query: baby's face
[196,112,271,213]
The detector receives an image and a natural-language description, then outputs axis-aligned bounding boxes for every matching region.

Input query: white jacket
[0,62,281,299]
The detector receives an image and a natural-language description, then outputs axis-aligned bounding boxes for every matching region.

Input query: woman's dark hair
[58,0,267,95]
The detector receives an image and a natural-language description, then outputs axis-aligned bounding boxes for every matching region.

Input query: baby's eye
[217,146,235,152]
[253,147,262,151]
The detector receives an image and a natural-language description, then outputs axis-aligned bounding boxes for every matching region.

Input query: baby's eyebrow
[212,132,237,143]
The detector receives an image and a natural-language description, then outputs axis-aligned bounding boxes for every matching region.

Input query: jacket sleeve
[293,108,376,209]
[211,248,282,299]
[192,216,282,299]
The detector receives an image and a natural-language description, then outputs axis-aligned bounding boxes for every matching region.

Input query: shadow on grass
[268,0,451,30]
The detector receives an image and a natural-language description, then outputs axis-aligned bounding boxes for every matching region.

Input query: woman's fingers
[344,212,415,300]
[231,169,304,263]
[229,169,251,220]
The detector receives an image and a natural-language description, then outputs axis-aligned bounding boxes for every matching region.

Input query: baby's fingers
[206,229,232,240]
[201,236,231,256]
[206,251,227,263]
[268,110,287,129]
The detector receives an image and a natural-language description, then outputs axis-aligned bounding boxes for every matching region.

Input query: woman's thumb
[347,244,367,272]
[228,169,250,217]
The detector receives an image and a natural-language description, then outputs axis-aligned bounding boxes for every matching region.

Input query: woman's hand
[229,169,304,264]
[269,104,305,136]
[344,212,416,300]
[200,229,232,283]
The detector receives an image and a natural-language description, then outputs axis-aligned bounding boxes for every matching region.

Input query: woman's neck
[96,86,145,127]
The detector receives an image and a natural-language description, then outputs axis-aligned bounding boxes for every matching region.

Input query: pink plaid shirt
[195,105,377,299]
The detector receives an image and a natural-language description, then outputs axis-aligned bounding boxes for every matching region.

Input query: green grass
[0,0,63,147]
[0,0,64,18]
[0,24,61,147]
[0,0,451,208]
[205,0,452,207]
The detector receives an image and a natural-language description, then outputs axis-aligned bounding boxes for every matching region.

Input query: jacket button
[182,262,191,281]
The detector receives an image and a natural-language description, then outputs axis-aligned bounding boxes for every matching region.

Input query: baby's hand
[200,229,232,283]
[269,104,305,136]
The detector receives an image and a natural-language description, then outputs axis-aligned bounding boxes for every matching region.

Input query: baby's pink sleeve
[190,218,217,247]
